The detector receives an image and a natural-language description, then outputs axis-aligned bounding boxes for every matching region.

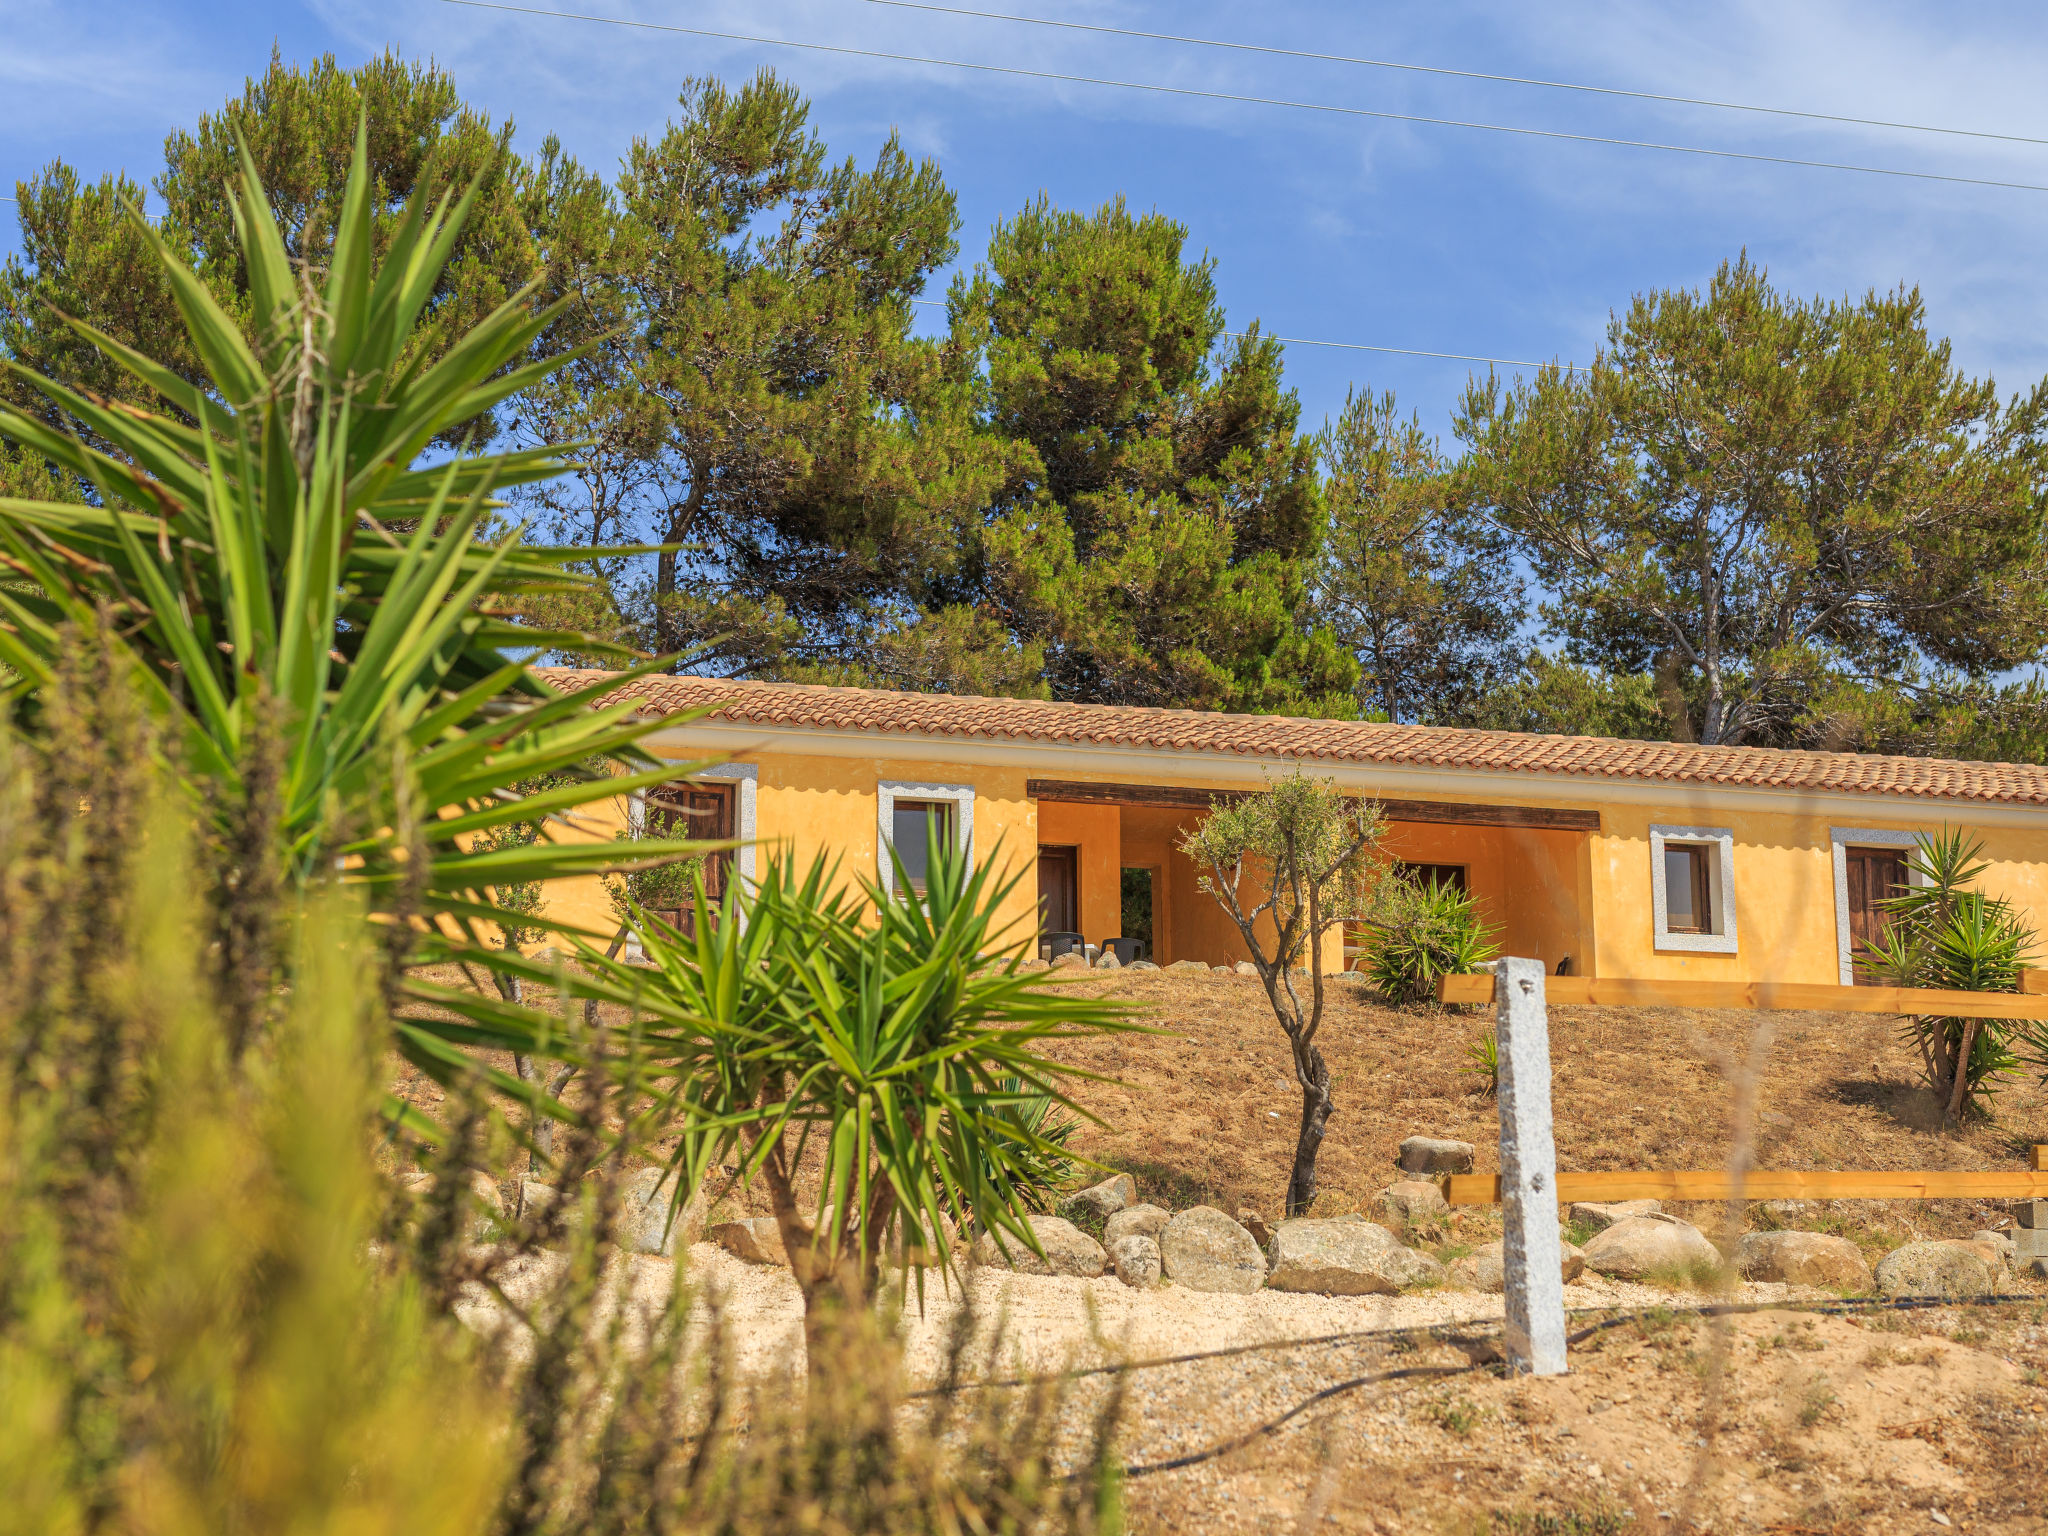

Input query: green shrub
[1463,1028,1500,1095]
[1864,827,2046,1119]
[1361,876,1502,1005]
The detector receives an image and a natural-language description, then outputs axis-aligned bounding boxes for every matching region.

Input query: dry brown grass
[1042,970,2048,1239]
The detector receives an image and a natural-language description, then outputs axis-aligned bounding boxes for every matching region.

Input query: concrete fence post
[1492,955,1567,1376]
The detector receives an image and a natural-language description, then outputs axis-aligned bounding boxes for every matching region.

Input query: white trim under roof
[646,718,2041,827]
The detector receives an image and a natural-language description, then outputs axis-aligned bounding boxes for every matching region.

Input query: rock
[1581,1216,1723,1281]
[710,1216,789,1266]
[1050,952,1088,971]
[1167,959,1209,973]
[517,1179,589,1240]
[622,1166,690,1256]
[404,1169,506,1242]
[1759,1199,1813,1223]
[1449,1239,1585,1292]
[1211,965,1232,973]
[1236,1208,1274,1249]
[1096,950,1122,970]
[1128,960,1160,971]
[1957,1236,2008,1270]
[1265,1218,1445,1295]
[1109,1234,1162,1287]
[1021,957,1049,970]
[1064,1173,1137,1222]
[1396,1136,1476,1176]
[1372,1179,1451,1227]
[1971,1230,2015,1268]
[1735,1231,1872,1290]
[1874,1240,1997,1298]
[1158,1206,1266,1293]
[1105,1203,1171,1246]
[972,1214,1106,1278]
[1569,1199,1663,1233]
[1233,961,1259,977]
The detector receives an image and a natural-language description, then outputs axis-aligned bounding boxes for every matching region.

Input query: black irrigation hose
[1049,1292,2048,1482]
[925,1289,2048,1400]
[1120,1364,1469,1479]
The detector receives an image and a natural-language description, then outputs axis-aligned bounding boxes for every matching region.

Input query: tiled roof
[540,668,2048,807]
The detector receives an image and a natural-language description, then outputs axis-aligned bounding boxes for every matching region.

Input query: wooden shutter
[1845,846,1907,984]
[646,782,736,928]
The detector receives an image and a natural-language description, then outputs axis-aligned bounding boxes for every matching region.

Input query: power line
[908,297,1568,369]
[864,0,2048,151]
[438,0,2048,196]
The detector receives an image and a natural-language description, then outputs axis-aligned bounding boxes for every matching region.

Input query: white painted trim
[1649,824,1738,954]
[876,779,975,898]
[1829,826,1924,984]
[645,719,2036,826]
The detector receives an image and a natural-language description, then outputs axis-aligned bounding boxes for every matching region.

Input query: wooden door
[646,782,736,928]
[1037,846,1078,938]
[1845,846,1907,983]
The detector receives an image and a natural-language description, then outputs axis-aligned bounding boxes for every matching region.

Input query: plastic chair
[1105,936,1148,966]
[1043,931,1085,961]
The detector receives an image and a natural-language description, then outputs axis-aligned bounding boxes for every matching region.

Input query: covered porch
[1029,779,1598,973]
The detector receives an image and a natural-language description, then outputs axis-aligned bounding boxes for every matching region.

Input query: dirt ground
[1040,968,2048,1245]
[402,964,2048,1531]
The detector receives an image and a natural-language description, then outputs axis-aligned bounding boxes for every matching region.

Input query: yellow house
[538,668,2048,984]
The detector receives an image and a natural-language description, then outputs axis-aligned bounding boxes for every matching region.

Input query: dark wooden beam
[1024,778,1600,831]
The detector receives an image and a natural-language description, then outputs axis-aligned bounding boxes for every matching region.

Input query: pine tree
[1314,388,1523,723]
[955,196,1356,712]
[1456,256,2048,748]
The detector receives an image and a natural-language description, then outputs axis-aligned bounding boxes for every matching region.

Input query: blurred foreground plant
[0,671,1123,1535]
[0,121,712,1119]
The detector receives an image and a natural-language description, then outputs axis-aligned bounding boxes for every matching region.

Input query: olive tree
[1180,774,1400,1216]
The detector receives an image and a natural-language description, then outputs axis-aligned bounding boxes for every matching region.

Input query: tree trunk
[1285,1040,1334,1217]
[1944,1019,1980,1123]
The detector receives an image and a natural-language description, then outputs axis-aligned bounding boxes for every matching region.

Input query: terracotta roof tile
[540,668,2048,807]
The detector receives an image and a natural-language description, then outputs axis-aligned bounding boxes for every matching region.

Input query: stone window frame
[876,779,976,899]
[1648,824,1738,955]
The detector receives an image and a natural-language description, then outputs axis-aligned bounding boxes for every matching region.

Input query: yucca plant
[1363,874,1502,1007]
[0,121,709,1125]
[1864,827,2043,1121]
[618,829,1144,1355]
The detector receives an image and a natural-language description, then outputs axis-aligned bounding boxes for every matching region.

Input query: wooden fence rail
[1436,972,2048,1021]
[1446,1167,2048,1206]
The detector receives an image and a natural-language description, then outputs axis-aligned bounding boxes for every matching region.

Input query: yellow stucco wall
[525,732,2048,983]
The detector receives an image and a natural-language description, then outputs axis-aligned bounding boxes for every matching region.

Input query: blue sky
[7,0,2048,439]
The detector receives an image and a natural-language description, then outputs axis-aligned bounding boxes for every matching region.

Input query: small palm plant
[1864,828,2043,1121]
[624,829,1142,1357]
[1363,875,1503,1007]
[0,122,707,1117]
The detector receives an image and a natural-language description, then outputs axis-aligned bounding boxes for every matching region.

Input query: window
[876,780,975,899]
[892,799,954,896]
[1397,861,1469,894]
[1648,825,1737,953]
[623,765,757,955]
[1830,827,1921,984]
